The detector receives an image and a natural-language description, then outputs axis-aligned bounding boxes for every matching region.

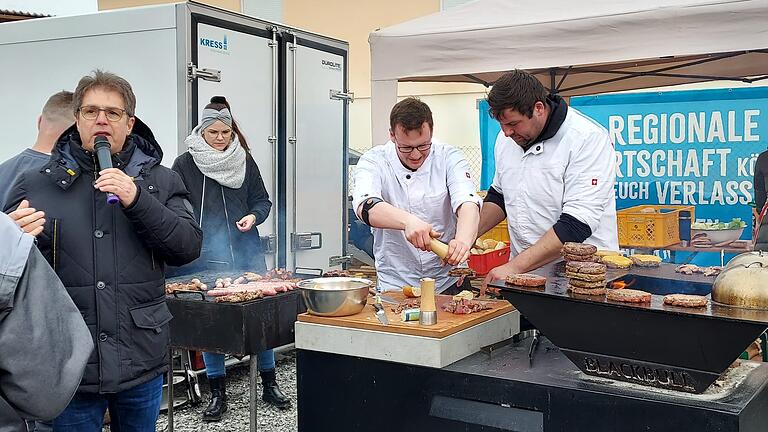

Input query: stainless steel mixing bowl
[297,277,372,317]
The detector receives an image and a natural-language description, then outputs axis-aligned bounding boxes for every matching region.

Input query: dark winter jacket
[171,151,271,273]
[3,118,202,393]
[0,213,92,431]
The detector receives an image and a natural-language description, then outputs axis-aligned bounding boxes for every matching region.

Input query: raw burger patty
[562,242,597,256]
[568,286,607,295]
[568,278,607,289]
[663,294,708,307]
[565,272,606,282]
[607,288,652,303]
[565,262,607,275]
[505,273,547,287]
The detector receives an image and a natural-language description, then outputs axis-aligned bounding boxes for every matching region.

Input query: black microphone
[94,136,120,205]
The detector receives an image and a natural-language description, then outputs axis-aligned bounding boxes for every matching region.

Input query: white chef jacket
[353,140,482,293]
[492,107,619,255]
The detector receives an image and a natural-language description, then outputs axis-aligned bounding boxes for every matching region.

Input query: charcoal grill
[494,262,768,393]
[165,268,318,432]
[166,268,317,354]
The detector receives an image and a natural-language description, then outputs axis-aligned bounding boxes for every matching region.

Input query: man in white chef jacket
[478,70,619,293]
[353,97,482,293]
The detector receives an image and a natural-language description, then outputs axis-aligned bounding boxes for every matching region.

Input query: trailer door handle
[187,62,221,82]
[291,232,322,251]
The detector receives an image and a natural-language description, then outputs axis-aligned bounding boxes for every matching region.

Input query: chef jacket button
[94,230,104,238]
[148,185,155,190]
[96,281,106,290]
[406,174,411,179]
[45,169,51,173]
[536,145,541,151]
[99,333,108,342]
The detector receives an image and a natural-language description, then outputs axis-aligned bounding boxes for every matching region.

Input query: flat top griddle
[498,262,768,325]
[491,261,768,393]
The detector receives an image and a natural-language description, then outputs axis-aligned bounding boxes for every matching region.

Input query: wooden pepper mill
[429,238,449,260]
[419,277,437,325]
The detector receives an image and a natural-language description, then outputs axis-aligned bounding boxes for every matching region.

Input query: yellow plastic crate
[617,205,695,248]
[481,220,510,243]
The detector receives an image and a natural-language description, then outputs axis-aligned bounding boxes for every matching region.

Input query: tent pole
[559,51,754,93]
[549,68,557,95]
[556,67,572,91]
[462,74,491,87]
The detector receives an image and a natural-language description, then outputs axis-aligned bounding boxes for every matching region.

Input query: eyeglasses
[205,129,233,139]
[78,105,127,122]
[396,142,432,154]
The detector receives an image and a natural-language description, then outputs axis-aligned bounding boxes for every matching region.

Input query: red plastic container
[468,245,511,275]
[190,350,205,371]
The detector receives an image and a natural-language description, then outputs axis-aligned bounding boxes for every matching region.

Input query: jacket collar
[44,117,162,189]
[528,94,568,148]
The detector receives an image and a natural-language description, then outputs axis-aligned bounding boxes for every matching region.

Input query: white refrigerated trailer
[0,1,352,272]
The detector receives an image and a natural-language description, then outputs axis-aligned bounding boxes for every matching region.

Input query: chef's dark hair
[487,70,548,120]
[205,96,250,152]
[389,97,433,133]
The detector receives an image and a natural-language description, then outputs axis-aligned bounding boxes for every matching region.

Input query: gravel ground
[155,350,298,432]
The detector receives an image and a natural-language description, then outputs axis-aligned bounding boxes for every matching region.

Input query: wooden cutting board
[297,293,514,339]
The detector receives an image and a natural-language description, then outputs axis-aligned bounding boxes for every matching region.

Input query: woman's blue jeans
[202,349,276,378]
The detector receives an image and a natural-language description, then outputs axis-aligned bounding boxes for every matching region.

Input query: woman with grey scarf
[171,96,291,421]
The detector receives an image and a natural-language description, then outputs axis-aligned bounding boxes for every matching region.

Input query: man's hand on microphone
[95,168,138,207]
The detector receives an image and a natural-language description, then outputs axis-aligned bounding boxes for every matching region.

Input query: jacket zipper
[52,219,59,272]
[221,185,236,266]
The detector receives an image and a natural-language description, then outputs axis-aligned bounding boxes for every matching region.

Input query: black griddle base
[297,337,768,432]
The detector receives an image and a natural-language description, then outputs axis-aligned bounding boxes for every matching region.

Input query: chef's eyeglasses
[396,142,432,154]
[78,105,128,122]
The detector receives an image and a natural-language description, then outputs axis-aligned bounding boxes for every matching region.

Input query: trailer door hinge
[260,234,276,254]
[187,63,221,82]
[330,89,354,102]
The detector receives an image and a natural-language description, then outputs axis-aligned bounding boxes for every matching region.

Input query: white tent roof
[368,0,768,143]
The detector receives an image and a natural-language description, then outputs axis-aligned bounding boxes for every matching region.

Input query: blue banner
[572,88,768,237]
[478,99,496,190]
[478,88,768,237]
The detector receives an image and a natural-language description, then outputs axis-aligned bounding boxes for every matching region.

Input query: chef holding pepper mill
[352,97,481,293]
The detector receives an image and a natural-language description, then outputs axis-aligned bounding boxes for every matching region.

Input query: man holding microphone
[5,70,202,432]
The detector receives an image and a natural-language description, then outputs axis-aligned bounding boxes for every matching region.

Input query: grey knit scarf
[186,125,246,189]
